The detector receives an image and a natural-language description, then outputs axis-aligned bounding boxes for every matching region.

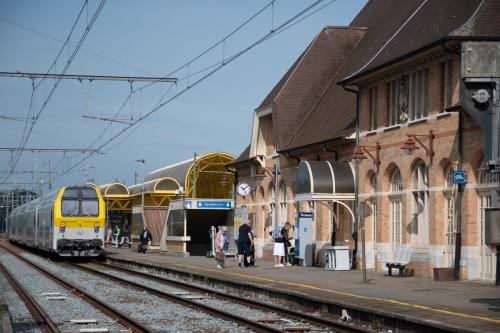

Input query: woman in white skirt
[272,226,285,267]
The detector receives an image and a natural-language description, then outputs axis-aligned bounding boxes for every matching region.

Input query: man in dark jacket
[139,226,153,256]
[237,220,253,267]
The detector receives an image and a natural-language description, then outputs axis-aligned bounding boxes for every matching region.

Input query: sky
[0,0,367,193]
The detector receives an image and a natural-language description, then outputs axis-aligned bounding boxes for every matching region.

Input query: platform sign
[183,199,233,210]
[197,200,232,209]
[452,170,467,185]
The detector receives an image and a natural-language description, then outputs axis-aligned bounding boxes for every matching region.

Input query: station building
[231,0,500,282]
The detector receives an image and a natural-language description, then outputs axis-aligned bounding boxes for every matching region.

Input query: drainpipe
[454,111,463,281]
[343,85,360,270]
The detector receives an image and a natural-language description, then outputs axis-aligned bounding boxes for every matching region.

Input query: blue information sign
[298,212,313,218]
[196,200,232,209]
[452,170,467,185]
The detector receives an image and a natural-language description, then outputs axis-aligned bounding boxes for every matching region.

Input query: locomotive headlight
[60,222,66,232]
[94,222,100,233]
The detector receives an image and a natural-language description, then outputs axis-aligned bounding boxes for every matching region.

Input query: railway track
[0,260,61,333]
[1,242,373,332]
[73,260,373,333]
[0,243,156,333]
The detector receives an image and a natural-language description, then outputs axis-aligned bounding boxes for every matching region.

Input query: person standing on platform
[113,225,121,248]
[283,222,293,266]
[215,226,229,268]
[139,226,153,256]
[271,224,285,267]
[237,220,253,267]
[106,226,113,246]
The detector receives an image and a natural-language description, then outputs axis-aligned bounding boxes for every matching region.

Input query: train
[8,185,106,257]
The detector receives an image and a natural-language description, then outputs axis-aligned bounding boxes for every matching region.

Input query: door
[478,194,495,281]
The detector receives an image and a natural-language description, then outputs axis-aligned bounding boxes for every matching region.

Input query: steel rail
[69,261,285,333]
[0,244,157,333]
[92,260,372,333]
[0,261,61,333]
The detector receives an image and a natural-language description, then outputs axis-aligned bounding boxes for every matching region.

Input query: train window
[81,200,99,216]
[62,200,80,216]
[61,186,99,217]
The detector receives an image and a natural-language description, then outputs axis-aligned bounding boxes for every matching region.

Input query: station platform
[104,247,500,333]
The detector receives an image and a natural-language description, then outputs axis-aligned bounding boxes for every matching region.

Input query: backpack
[271,226,282,240]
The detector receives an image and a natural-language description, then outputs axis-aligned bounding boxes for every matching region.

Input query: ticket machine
[296,212,315,266]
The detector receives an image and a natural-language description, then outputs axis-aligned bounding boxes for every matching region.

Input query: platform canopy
[98,152,236,212]
[128,177,180,206]
[295,160,355,202]
[97,183,131,211]
[145,152,236,199]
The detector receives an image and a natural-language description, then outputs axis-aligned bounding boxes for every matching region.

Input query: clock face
[236,182,251,197]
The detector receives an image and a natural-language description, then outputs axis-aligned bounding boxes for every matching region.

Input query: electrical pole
[274,157,280,228]
[192,152,197,199]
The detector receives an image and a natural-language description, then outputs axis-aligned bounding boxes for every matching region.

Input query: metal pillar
[274,157,280,227]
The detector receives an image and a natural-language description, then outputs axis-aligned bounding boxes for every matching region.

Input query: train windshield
[61,187,99,217]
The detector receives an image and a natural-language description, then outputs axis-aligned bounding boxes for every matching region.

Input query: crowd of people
[213,220,294,269]
[105,220,295,268]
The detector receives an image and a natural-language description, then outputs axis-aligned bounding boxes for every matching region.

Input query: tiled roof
[339,0,497,84]
[256,50,305,111]
[227,144,251,166]
[273,27,366,151]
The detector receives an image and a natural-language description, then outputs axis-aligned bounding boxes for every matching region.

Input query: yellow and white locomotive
[8,185,106,257]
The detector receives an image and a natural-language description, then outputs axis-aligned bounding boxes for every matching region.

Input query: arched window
[268,183,276,227]
[411,161,428,246]
[370,174,378,248]
[476,163,496,280]
[391,168,403,192]
[279,181,287,224]
[389,167,403,248]
[445,166,454,189]
[443,165,455,266]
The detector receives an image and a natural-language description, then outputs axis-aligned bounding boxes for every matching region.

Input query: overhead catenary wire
[2,0,92,179]
[75,0,279,164]
[1,0,107,186]
[51,0,328,183]
[0,16,155,76]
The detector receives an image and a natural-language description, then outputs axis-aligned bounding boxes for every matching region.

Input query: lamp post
[135,159,146,217]
[351,144,381,284]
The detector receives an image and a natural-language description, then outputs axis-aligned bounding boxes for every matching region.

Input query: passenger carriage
[8,185,106,257]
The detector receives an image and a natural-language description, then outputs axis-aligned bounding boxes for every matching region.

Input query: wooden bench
[386,244,412,277]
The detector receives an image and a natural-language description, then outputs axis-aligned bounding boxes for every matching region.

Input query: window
[167,209,185,237]
[409,69,428,120]
[411,161,428,245]
[61,186,99,217]
[390,199,402,246]
[443,166,456,245]
[279,181,287,224]
[81,200,99,216]
[442,59,453,110]
[389,79,399,125]
[371,175,377,244]
[390,167,403,248]
[389,69,428,125]
[369,87,378,130]
[390,168,403,192]
[61,200,79,216]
